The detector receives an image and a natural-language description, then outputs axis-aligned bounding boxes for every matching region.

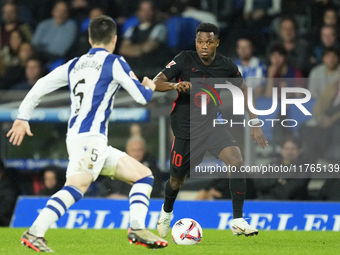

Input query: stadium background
[0,0,340,233]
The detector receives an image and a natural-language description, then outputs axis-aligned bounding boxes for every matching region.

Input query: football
[171,218,203,245]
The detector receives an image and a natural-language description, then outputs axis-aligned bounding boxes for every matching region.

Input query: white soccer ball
[171,218,203,245]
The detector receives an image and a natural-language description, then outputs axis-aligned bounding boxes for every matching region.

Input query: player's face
[196,32,219,62]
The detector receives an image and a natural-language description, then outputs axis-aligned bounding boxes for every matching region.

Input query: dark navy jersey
[161,51,243,139]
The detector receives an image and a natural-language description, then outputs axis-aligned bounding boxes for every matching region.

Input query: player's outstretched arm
[240,82,269,150]
[141,77,156,91]
[153,72,191,92]
[6,119,33,146]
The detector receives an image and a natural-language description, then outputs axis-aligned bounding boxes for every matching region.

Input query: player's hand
[173,81,192,92]
[251,126,268,150]
[6,119,33,146]
[141,76,156,91]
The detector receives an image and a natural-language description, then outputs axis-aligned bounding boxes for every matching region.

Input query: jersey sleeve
[230,61,244,87]
[17,59,74,121]
[113,56,153,105]
[161,51,186,81]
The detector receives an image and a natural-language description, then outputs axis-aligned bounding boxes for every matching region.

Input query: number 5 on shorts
[91,149,98,162]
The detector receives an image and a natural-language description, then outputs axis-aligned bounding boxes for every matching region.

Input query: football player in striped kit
[7,15,168,252]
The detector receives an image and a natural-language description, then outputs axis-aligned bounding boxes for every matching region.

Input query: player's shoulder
[170,51,197,67]
[174,50,196,59]
[217,53,237,66]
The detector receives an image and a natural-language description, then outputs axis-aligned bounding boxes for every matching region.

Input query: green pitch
[0,228,339,255]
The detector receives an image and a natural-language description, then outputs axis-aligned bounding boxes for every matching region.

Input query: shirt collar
[88,48,108,54]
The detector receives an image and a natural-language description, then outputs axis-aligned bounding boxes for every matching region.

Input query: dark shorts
[170,127,239,178]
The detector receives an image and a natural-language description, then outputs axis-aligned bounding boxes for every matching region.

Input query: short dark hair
[323,46,340,58]
[89,15,117,45]
[280,135,302,149]
[269,44,287,57]
[196,23,219,38]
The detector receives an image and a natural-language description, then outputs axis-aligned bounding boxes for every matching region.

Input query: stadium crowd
[1,0,340,225]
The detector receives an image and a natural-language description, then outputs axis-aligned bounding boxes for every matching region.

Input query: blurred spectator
[243,0,281,21]
[268,16,313,76]
[0,2,32,49]
[323,8,338,27]
[235,37,266,95]
[243,0,281,54]
[119,0,167,78]
[130,123,142,137]
[32,1,77,61]
[181,0,218,26]
[254,136,310,200]
[261,45,303,98]
[73,7,104,57]
[196,178,256,200]
[70,0,91,26]
[311,1,339,31]
[11,57,43,90]
[301,76,340,162]
[319,178,340,200]
[38,166,65,196]
[0,42,34,90]
[0,28,23,75]
[314,26,339,63]
[309,47,340,99]
[0,0,34,26]
[0,159,19,226]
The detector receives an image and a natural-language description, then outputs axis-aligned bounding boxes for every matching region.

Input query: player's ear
[216,39,220,47]
[88,37,93,46]
[113,35,117,45]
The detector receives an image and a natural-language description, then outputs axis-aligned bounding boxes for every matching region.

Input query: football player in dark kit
[154,23,268,237]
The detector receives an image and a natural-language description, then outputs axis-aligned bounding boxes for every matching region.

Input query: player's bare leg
[115,155,168,248]
[21,172,92,252]
[157,175,186,237]
[218,146,258,237]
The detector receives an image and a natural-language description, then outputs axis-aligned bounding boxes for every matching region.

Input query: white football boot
[232,218,258,237]
[157,204,172,238]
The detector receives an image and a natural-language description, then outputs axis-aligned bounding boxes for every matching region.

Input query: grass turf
[0,228,339,255]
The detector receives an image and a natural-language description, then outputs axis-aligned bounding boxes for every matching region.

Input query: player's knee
[170,176,185,191]
[229,159,244,169]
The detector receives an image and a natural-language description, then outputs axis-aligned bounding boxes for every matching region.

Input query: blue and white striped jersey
[17,48,153,139]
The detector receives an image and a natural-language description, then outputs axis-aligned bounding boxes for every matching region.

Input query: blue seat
[49,58,66,72]
[80,18,90,33]
[256,97,281,141]
[287,98,316,135]
[122,16,140,34]
[166,16,200,52]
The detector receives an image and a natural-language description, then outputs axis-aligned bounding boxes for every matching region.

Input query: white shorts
[66,135,127,181]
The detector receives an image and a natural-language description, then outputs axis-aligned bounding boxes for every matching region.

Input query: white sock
[29,185,83,237]
[129,175,153,229]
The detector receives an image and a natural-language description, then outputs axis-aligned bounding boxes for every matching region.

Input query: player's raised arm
[239,81,269,150]
[6,60,71,146]
[153,72,191,92]
[113,56,154,105]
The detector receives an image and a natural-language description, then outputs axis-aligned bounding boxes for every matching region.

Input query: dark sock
[163,179,179,212]
[229,172,246,218]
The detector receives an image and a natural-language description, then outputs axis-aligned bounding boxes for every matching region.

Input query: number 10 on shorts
[172,151,183,167]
